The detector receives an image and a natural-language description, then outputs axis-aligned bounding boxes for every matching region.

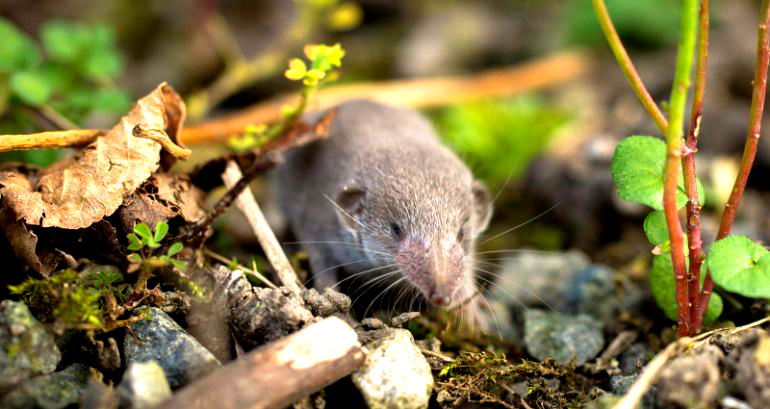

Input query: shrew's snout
[395,237,465,307]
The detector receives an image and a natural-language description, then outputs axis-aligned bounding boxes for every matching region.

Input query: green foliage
[127,222,166,251]
[8,269,127,329]
[431,96,570,189]
[127,221,187,270]
[228,43,345,152]
[0,18,130,167]
[708,236,770,298]
[434,352,592,408]
[284,43,345,86]
[643,210,668,245]
[611,136,703,210]
[649,254,723,325]
[563,0,680,49]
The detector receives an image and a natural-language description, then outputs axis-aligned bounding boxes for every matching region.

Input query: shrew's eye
[390,222,403,239]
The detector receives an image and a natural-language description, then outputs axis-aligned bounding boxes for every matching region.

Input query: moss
[8,268,128,331]
[434,352,598,409]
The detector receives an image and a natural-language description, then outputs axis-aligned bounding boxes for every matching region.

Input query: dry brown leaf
[0,83,185,229]
[118,173,206,231]
[0,201,59,275]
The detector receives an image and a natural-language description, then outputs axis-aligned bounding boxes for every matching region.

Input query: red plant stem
[684,0,709,330]
[696,0,770,322]
[664,0,699,337]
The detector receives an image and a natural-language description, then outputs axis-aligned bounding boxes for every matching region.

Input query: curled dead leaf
[0,83,186,229]
[119,173,206,232]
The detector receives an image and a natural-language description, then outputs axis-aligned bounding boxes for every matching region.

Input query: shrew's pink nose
[429,292,450,306]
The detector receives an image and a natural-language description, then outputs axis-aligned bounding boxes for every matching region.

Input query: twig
[154,317,365,409]
[204,248,279,290]
[180,110,335,247]
[663,0,698,337]
[685,0,709,331]
[0,51,590,150]
[132,125,192,159]
[699,0,770,320]
[221,160,302,294]
[592,0,668,134]
[0,130,106,152]
[180,50,592,143]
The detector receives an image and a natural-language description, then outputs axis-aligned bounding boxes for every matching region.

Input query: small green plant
[126,221,189,292]
[0,18,130,166]
[431,96,571,189]
[8,269,130,332]
[598,0,770,335]
[227,43,345,152]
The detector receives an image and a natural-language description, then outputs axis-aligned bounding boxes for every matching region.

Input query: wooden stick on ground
[182,50,592,144]
[0,130,106,152]
[0,50,592,152]
[156,316,365,409]
[221,159,302,295]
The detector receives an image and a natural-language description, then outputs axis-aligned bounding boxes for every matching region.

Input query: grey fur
[275,100,492,313]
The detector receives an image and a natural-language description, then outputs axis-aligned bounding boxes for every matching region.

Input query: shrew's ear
[472,180,492,235]
[335,185,366,233]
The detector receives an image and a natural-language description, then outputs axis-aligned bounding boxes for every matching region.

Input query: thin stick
[221,160,302,295]
[0,130,105,152]
[684,0,709,330]
[698,0,770,320]
[663,0,698,337]
[0,51,590,151]
[155,317,365,409]
[180,50,591,143]
[592,0,669,134]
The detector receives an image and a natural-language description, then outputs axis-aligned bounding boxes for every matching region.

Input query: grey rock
[1,363,91,409]
[563,266,618,321]
[390,312,420,328]
[80,380,118,409]
[0,300,61,389]
[609,374,636,395]
[352,329,433,409]
[620,343,654,375]
[118,361,172,409]
[609,374,658,409]
[124,307,220,389]
[726,330,770,409]
[523,309,604,365]
[657,344,723,409]
[491,250,590,308]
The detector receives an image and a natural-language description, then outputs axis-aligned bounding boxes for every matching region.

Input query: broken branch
[155,316,365,409]
[221,160,302,294]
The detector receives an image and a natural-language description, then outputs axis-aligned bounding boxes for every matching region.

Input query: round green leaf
[10,70,52,105]
[167,242,183,257]
[708,235,770,298]
[0,18,40,71]
[643,210,668,245]
[650,254,722,325]
[133,223,153,241]
[611,135,700,210]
